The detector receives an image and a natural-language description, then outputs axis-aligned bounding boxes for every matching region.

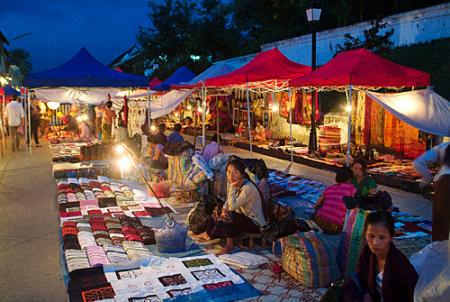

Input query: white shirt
[412,142,450,182]
[5,101,25,127]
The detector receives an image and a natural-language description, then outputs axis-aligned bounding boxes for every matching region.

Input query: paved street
[0,142,66,302]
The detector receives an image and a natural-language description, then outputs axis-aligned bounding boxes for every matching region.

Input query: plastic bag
[409,240,450,302]
[148,180,171,198]
[154,219,188,253]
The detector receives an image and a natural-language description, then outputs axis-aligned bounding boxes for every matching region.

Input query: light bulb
[345,104,352,113]
[115,144,125,154]
[118,157,132,170]
[187,105,192,110]
[271,104,279,112]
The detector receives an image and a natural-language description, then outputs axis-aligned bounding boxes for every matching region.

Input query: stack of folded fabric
[103,245,130,264]
[78,231,97,250]
[105,217,126,246]
[218,252,269,269]
[122,241,152,260]
[65,249,91,272]
[86,245,110,267]
[62,221,81,250]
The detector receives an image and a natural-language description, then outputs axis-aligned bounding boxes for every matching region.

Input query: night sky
[0,0,153,72]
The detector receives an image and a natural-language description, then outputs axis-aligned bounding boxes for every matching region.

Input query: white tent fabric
[150,89,194,118]
[366,89,450,136]
[114,89,156,100]
[33,87,120,105]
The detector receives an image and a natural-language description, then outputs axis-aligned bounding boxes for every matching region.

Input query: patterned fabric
[167,287,192,297]
[158,274,187,287]
[281,231,340,288]
[182,258,213,268]
[81,285,115,302]
[202,280,234,290]
[337,208,370,276]
[191,268,226,283]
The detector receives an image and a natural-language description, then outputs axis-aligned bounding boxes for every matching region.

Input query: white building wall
[261,3,450,66]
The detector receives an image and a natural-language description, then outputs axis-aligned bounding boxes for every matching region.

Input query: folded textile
[218,252,269,269]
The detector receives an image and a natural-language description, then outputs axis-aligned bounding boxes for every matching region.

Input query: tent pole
[147,87,151,134]
[215,96,219,144]
[346,85,353,166]
[28,90,32,154]
[201,82,206,147]
[289,88,293,163]
[246,81,253,158]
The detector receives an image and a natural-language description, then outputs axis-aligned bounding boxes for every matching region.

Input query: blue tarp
[24,48,148,88]
[154,66,195,91]
[3,85,20,96]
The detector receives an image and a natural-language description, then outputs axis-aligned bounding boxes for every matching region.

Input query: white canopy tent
[366,89,450,137]
[33,87,120,105]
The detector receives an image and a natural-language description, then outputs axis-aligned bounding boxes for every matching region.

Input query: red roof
[149,76,162,89]
[205,48,311,87]
[290,48,430,88]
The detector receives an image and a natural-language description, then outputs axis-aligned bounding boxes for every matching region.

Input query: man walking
[4,96,25,152]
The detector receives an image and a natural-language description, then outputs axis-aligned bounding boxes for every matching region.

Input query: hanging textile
[292,90,303,125]
[354,91,366,146]
[364,94,372,145]
[277,92,290,118]
[370,100,385,146]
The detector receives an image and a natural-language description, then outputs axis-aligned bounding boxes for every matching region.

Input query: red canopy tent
[206,48,311,89]
[149,77,162,90]
[289,48,431,163]
[289,48,430,88]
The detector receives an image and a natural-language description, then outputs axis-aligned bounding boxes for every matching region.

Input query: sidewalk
[0,142,66,301]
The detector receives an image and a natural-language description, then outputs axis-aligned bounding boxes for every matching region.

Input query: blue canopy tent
[171,63,235,89]
[3,85,20,96]
[153,66,195,91]
[24,47,148,88]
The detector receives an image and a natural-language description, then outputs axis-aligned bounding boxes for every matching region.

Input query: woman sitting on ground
[202,134,224,162]
[351,158,377,197]
[254,120,266,141]
[195,159,267,255]
[342,211,418,302]
[313,167,356,234]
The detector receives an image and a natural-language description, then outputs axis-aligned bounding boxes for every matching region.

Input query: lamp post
[306,3,321,154]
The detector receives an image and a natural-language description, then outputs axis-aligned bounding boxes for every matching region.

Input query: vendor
[254,120,266,141]
[147,135,168,170]
[342,211,418,302]
[235,121,244,137]
[313,167,356,234]
[351,158,377,197]
[79,121,92,140]
[195,159,267,255]
[202,134,223,162]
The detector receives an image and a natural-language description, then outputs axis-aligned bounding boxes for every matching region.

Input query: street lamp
[306,2,321,154]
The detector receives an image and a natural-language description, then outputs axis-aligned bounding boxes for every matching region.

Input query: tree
[8,48,32,76]
[334,19,394,56]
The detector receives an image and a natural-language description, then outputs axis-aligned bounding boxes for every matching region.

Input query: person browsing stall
[413,142,450,241]
[351,158,377,197]
[100,101,116,144]
[342,211,418,302]
[167,123,184,144]
[154,123,168,146]
[147,135,168,170]
[194,159,267,255]
[313,167,356,234]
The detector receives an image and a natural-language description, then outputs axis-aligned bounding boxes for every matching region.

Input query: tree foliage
[8,48,32,76]
[334,19,394,56]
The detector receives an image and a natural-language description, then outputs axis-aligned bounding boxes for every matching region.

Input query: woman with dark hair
[351,158,377,197]
[147,135,168,170]
[343,211,418,302]
[313,167,356,234]
[202,134,224,162]
[194,159,267,255]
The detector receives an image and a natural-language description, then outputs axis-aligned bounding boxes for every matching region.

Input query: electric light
[345,104,352,113]
[115,144,125,154]
[187,104,192,110]
[197,107,203,113]
[150,125,157,132]
[118,156,132,171]
[47,102,60,110]
[271,104,279,112]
